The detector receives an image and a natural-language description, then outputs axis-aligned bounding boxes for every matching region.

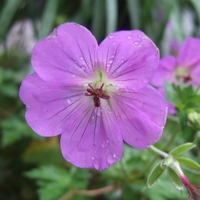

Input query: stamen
[85,84,110,107]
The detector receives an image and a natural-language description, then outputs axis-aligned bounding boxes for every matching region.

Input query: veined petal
[112,85,167,149]
[191,66,200,85]
[19,73,86,136]
[97,30,159,90]
[32,23,98,86]
[177,38,200,69]
[151,55,176,87]
[60,102,123,170]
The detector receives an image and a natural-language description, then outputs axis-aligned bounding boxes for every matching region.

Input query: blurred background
[0,0,200,199]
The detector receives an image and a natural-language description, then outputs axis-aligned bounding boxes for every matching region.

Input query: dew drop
[80,65,86,71]
[134,41,140,47]
[79,56,84,60]
[111,54,115,58]
[101,140,109,148]
[127,35,132,39]
[108,34,114,39]
[91,156,95,160]
[108,59,113,64]
[107,153,118,164]
[106,64,111,68]
[67,98,73,104]
[112,42,117,45]
[94,161,100,169]
[90,114,96,124]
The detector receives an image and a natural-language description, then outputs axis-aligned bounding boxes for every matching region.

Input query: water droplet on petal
[79,56,84,60]
[67,98,72,104]
[90,114,96,124]
[101,140,109,148]
[106,64,111,68]
[108,34,114,39]
[91,156,95,160]
[108,59,113,64]
[107,153,118,164]
[112,42,117,45]
[111,54,115,58]
[94,161,100,169]
[80,65,86,71]
[94,108,101,117]
[127,36,132,39]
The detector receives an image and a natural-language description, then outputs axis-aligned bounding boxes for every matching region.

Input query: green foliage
[165,83,200,112]
[176,157,200,174]
[145,172,187,200]
[170,143,196,157]
[38,0,59,39]
[0,0,200,199]
[25,165,90,200]
[0,0,23,41]
[147,161,165,187]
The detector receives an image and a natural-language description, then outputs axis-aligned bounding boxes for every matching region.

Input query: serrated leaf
[176,157,200,174]
[25,165,70,182]
[170,143,196,157]
[168,168,184,190]
[147,162,165,187]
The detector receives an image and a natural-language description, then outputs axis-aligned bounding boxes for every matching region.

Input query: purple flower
[152,37,200,87]
[19,23,167,170]
[152,37,200,114]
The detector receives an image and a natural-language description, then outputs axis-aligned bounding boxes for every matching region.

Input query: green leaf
[164,81,177,104]
[177,157,200,174]
[126,0,140,28]
[91,0,105,41]
[170,143,196,157]
[38,0,58,39]
[25,165,90,200]
[105,0,118,34]
[0,0,23,40]
[168,168,184,190]
[190,0,200,25]
[147,162,165,187]
[25,165,70,182]
[25,165,70,200]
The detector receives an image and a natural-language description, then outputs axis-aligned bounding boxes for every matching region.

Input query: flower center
[175,67,191,83]
[85,83,110,107]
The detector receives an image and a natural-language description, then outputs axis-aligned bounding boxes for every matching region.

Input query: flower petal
[19,73,86,137]
[60,102,123,170]
[113,85,167,149]
[151,55,176,87]
[177,37,200,69]
[97,30,159,90]
[32,23,98,86]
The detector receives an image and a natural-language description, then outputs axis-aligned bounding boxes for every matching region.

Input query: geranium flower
[152,37,200,88]
[152,37,200,114]
[19,23,167,170]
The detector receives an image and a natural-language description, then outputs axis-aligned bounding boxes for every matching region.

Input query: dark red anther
[85,84,110,107]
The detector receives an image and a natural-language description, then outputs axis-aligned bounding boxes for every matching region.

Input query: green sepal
[176,157,200,174]
[169,143,196,157]
[147,162,165,188]
[168,168,184,190]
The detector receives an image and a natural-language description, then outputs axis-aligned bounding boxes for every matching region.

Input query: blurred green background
[0,0,200,199]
